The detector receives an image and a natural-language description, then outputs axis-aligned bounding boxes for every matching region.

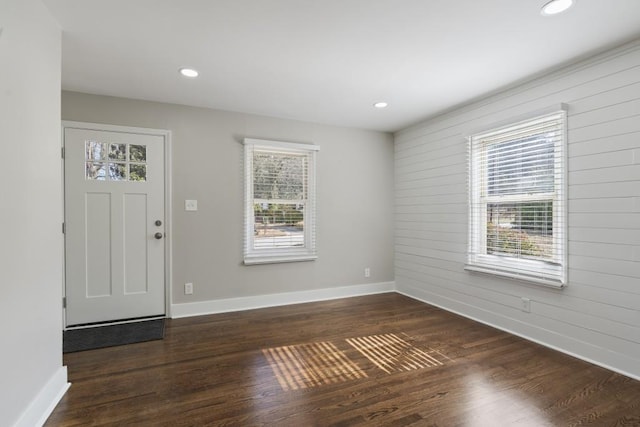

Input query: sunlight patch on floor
[263,333,452,391]
[346,333,451,374]
[262,341,367,391]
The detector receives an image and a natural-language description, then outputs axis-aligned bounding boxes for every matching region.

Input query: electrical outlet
[185,200,198,211]
[364,267,370,278]
[185,282,193,295]
[521,297,531,313]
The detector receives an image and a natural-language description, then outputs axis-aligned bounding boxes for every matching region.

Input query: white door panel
[64,127,165,325]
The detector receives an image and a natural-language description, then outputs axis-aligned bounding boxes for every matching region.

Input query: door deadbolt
[155,220,162,226]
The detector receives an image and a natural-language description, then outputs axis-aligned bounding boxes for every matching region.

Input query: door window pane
[109,143,127,160]
[129,164,147,181]
[86,141,107,161]
[109,163,127,181]
[130,145,146,162]
[86,162,106,180]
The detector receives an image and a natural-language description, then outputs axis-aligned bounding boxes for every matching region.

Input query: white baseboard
[14,366,70,427]
[171,282,396,318]
[396,288,640,382]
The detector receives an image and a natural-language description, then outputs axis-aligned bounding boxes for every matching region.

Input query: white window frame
[465,108,568,288]
[243,138,319,265]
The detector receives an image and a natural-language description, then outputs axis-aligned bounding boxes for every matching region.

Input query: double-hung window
[467,109,567,287]
[243,138,319,265]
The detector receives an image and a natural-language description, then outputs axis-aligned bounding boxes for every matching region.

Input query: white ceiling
[43,0,640,133]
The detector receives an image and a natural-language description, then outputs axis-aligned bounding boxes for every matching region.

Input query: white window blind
[466,110,567,287]
[243,139,319,265]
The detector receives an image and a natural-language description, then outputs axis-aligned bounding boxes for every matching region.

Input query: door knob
[154,232,163,240]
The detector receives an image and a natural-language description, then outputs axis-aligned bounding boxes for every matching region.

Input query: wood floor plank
[46,293,640,426]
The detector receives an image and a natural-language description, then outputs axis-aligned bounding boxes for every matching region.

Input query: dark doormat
[63,319,165,353]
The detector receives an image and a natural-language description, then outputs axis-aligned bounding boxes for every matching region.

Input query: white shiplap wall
[394,39,640,380]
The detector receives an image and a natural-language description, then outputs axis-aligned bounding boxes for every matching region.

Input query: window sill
[464,264,565,289]
[244,254,318,265]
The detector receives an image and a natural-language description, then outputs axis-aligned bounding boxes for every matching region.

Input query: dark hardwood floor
[46,293,640,426]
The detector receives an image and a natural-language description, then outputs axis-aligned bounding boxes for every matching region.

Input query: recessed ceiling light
[179,67,199,78]
[374,102,388,109]
[541,0,574,16]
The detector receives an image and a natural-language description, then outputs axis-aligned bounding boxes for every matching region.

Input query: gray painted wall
[395,39,640,379]
[0,0,66,425]
[62,92,394,307]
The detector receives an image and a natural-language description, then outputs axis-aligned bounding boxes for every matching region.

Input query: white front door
[64,125,166,326]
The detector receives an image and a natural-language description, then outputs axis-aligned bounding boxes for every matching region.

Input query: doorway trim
[61,121,173,328]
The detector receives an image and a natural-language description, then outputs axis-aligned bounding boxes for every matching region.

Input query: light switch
[185,199,198,211]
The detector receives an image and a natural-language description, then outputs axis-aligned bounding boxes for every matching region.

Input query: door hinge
[62,222,65,234]
[61,147,65,159]
[62,297,66,309]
